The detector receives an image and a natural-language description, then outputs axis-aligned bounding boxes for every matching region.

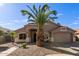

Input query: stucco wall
[53,32,72,43]
[15,23,75,43]
[51,27,75,43]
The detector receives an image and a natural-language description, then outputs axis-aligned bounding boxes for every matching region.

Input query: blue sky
[0,3,79,30]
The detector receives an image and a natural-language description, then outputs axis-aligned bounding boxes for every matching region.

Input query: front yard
[8,44,60,56]
[1,42,79,56]
[8,42,79,56]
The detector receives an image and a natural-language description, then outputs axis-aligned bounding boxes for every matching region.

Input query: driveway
[0,43,18,56]
[46,42,79,56]
[0,43,14,53]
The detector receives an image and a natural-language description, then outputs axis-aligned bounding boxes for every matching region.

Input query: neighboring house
[0,27,11,33]
[75,29,79,41]
[15,21,76,43]
[75,29,79,35]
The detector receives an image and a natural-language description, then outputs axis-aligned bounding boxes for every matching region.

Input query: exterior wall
[15,22,75,43]
[52,32,72,43]
[75,29,79,40]
[15,32,27,43]
[15,22,58,43]
[15,27,27,43]
[24,24,37,43]
[15,24,37,43]
[51,27,75,43]
[75,31,79,41]
[76,34,79,38]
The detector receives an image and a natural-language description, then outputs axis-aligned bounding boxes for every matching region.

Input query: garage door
[53,32,72,43]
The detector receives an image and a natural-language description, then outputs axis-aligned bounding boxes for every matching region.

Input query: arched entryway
[33,33,36,42]
[30,29,37,43]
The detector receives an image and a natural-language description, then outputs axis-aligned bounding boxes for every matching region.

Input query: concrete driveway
[46,42,79,56]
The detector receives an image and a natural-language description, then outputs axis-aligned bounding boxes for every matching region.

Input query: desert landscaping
[0,3,79,56]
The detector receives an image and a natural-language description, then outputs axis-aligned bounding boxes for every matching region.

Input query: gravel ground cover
[8,42,79,56]
[8,45,60,56]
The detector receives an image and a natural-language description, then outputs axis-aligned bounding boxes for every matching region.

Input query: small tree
[9,32,16,44]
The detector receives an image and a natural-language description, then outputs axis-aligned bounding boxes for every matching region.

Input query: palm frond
[38,5,41,12]
[51,10,57,15]
[21,10,35,19]
[49,17,58,20]
[27,19,35,22]
[28,15,31,19]
[21,10,27,16]
[33,5,38,14]
[46,10,57,18]
[42,4,49,12]
[26,5,36,16]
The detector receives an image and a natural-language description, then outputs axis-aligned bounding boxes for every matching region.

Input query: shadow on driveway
[0,47,9,52]
[47,47,79,56]
[44,42,79,56]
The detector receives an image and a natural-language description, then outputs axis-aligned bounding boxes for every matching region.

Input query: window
[19,34,26,40]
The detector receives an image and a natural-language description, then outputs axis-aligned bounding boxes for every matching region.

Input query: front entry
[30,29,37,43]
[33,33,36,42]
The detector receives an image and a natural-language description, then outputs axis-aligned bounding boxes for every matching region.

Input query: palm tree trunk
[36,26,44,47]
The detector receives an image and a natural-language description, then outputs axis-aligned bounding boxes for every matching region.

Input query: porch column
[73,35,76,42]
[50,32,54,42]
[49,32,52,42]
[26,31,31,43]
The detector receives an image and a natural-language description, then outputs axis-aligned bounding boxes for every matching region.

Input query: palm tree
[21,4,57,47]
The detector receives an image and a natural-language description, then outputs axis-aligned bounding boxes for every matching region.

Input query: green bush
[20,43,27,49]
[0,30,4,36]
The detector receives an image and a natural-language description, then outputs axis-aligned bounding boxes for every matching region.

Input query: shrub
[20,43,27,49]
[0,30,4,36]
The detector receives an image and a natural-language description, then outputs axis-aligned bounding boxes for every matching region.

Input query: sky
[0,3,79,30]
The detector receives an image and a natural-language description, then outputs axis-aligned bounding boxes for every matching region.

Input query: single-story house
[75,29,79,41]
[15,21,76,43]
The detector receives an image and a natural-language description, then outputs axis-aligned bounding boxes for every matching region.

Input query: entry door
[31,31,36,43]
[33,33,36,42]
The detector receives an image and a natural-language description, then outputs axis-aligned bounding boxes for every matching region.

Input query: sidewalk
[46,54,73,56]
[0,46,18,56]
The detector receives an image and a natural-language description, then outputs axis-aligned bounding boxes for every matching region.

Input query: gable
[15,21,75,33]
[51,26,75,33]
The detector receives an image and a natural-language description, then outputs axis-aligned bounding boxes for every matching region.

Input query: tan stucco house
[15,21,76,43]
[75,29,79,41]
[75,29,79,37]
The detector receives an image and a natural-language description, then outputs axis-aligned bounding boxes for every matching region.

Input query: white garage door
[53,32,72,43]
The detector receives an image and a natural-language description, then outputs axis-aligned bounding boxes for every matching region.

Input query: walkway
[0,43,18,56]
[0,46,18,56]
